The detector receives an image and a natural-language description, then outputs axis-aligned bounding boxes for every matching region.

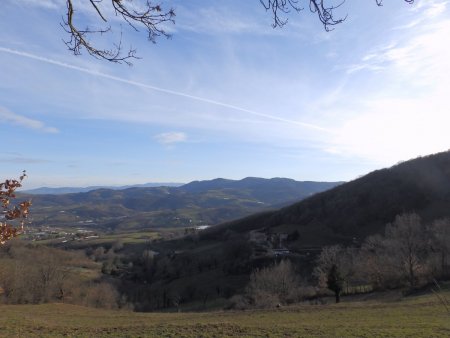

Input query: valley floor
[1,292,449,337]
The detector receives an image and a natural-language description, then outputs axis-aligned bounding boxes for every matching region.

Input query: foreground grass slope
[1,292,449,337]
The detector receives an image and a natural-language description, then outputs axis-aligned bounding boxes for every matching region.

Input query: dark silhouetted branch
[62,0,175,65]
[261,0,414,31]
[62,0,415,64]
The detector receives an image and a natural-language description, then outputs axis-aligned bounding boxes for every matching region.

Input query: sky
[1,0,449,188]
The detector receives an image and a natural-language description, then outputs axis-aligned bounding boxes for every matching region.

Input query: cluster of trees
[108,211,450,310]
[204,152,450,250]
[235,213,450,308]
[116,235,252,311]
[1,174,447,312]
[0,241,123,309]
[230,260,315,309]
[87,240,125,275]
[321,213,450,295]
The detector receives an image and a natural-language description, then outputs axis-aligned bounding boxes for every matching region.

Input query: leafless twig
[261,0,414,31]
[376,0,414,5]
[260,0,303,28]
[62,0,175,65]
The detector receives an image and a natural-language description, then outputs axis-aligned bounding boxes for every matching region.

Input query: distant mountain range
[53,151,449,311]
[23,182,184,195]
[203,151,450,247]
[22,178,342,230]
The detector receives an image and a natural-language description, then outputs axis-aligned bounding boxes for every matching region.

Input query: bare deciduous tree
[0,245,68,304]
[384,213,428,287]
[246,260,302,308]
[357,213,432,289]
[314,244,355,302]
[0,242,121,308]
[429,218,450,279]
[314,245,354,286]
[84,282,120,309]
[356,234,401,289]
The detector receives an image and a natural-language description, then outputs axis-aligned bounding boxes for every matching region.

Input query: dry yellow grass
[1,291,449,337]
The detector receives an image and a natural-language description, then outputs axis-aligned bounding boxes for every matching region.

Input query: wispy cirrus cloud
[410,0,447,16]
[0,106,59,133]
[346,1,448,77]
[326,2,450,165]
[154,132,188,145]
[175,4,273,35]
[14,0,60,9]
[0,47,327,132]
[2,156,51,164]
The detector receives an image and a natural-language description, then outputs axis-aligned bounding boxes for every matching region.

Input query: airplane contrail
[0,47,329,132]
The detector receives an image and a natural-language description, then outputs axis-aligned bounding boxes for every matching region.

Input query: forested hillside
[3,152,450,313]
[204,151,450,246]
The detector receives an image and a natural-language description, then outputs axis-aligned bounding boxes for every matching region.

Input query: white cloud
[14,0,60,9]
[154,132,187,145]
[425,2,447,18]
[0,47,327,133]
[11,0,160,27]
[347,2,450,79]
[2,155,51,164]
[327,8,450,165]
[176,5,271,35]
[0,106,59,133]
[326,98,450,165]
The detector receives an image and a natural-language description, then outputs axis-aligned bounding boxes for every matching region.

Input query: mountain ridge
[23,182,184,195]
[21,177,342,230]
[202,151,450,246]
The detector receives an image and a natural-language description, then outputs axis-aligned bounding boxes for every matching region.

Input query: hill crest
[203,151,450,246]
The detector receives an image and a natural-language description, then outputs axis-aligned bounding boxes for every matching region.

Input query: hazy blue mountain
[21,178,342,230]
[23,182,184,195]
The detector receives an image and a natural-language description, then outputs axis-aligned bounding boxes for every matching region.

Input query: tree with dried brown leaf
[0,171,31,244]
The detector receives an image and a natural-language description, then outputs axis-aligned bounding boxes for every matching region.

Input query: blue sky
[1,0,449,188]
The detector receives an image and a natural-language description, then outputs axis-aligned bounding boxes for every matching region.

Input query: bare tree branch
[62,0,175,65]
[261,0,415,31]
[259,0,303,28]
[89,0,108,22]
[309,0,346,31]
[61,0,415,65]
[376,0,415,5]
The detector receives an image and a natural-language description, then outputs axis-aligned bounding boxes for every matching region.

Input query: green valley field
[1,291,449,337]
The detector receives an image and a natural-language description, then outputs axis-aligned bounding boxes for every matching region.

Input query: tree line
[1,173,448,311]
[232,213,450,308]
[0,241,123,309]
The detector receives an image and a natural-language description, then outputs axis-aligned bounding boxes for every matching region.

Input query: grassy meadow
[1,291,449,337]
